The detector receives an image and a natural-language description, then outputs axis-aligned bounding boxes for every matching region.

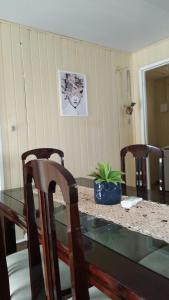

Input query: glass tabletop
[2,179,169,283]
[55,202,169,280]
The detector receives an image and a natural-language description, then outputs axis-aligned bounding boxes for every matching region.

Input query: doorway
[139,58,169,189]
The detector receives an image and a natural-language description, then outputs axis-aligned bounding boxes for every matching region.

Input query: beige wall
[0,20,133,188]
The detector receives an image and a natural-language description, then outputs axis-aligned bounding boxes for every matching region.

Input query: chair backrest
[120,144,164,193]
[21,148,64,216]
[24,160,90,300]
[22,148,64,167]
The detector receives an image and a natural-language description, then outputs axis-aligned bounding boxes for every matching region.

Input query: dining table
[1,178,169,300]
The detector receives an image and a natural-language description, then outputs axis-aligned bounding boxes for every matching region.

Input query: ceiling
[1,0,169,52]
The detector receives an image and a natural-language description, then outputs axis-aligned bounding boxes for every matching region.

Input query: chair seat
[7,248,70,300]
[68,286,111,299]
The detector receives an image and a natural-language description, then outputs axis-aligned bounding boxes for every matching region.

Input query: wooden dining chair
[21,148,64,167]
[0,161,70,299]
[120,144,165,194]
[0,160,109,299]
[23,160,109,300]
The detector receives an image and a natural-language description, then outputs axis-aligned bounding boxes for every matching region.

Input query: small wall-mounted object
[11,125,16,131]
[160,103,168,113]
[124,102,136,115]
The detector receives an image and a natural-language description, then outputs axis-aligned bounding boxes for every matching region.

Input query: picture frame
[58,70,88,117]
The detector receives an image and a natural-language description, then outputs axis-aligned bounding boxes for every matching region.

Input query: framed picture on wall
[58,70,88,116]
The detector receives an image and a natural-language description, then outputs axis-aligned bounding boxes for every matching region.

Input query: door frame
[139,57,169,188]
[139,57,169,144]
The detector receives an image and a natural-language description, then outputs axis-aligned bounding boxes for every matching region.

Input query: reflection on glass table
[54,203,169,281]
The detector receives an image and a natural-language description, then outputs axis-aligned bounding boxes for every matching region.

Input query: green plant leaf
[88,163,125,184]
[95,178,105,183]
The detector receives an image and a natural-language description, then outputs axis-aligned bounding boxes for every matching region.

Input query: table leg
[0,215,16,255]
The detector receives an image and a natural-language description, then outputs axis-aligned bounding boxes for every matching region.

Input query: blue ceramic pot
[94,181,121,205]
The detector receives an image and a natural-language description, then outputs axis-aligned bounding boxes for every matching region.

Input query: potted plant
[89,162,124,205]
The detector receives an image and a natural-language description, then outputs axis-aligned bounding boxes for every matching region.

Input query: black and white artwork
[59,71,88,116]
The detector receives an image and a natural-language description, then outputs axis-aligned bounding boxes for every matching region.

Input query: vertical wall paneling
[0,20,131,188]
[0,23,9,188]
